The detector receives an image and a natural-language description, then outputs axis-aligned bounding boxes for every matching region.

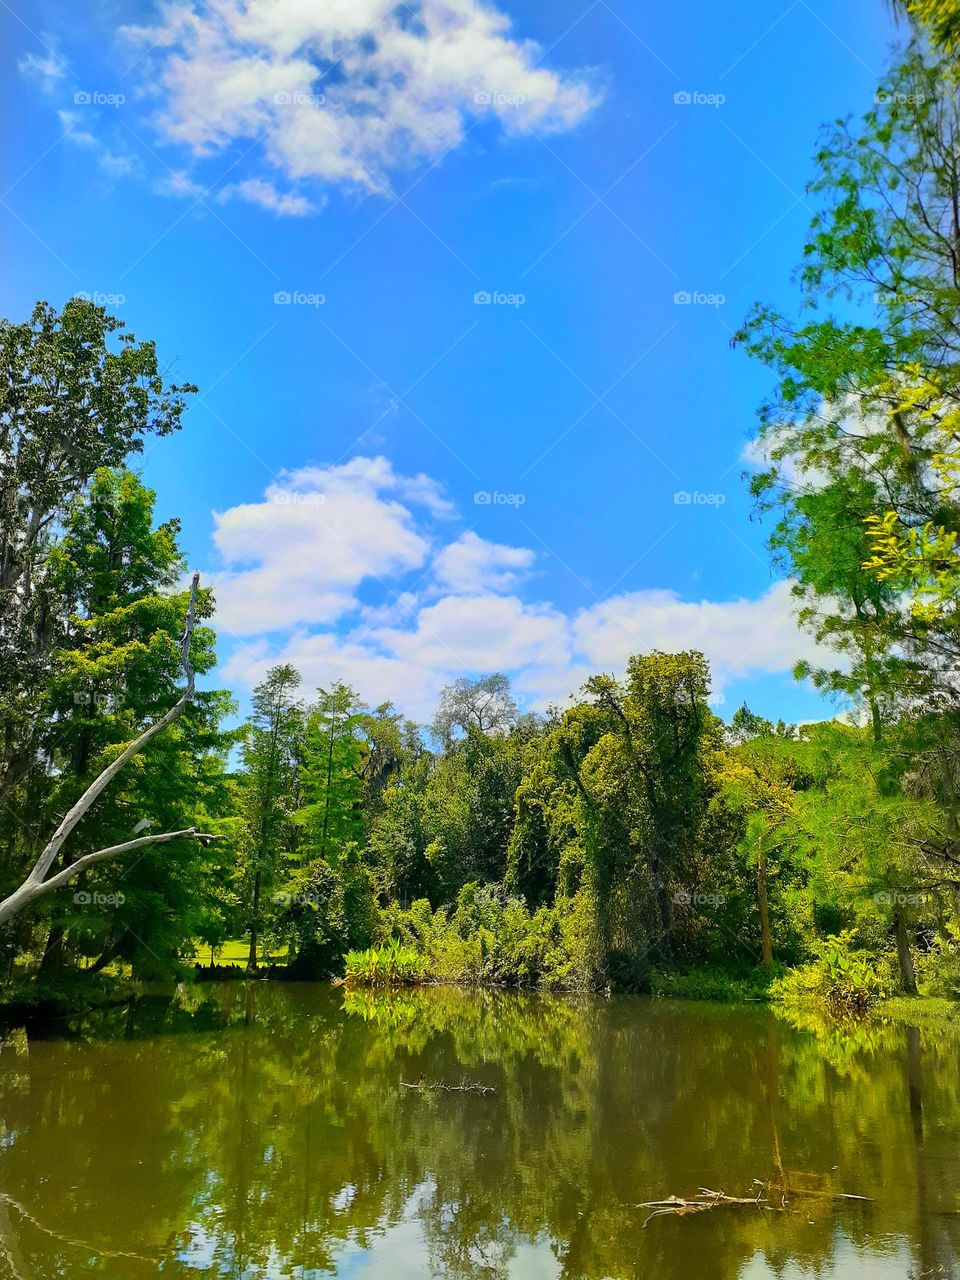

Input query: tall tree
[26,468,230,976]
[298,682,366,860]
[0,299,194,795]
[239,665,302,972]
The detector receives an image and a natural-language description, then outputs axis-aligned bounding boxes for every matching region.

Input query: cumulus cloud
[433,531,534,594]
[573,580,833,703]
[207,455,836,719]
[208,456,450,634]
[221,631,453,724]
[123,0,600,196]
[375,594,569,672]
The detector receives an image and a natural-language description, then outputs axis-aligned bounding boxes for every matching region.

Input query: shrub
[770,932,889,1018]
[914,924,960,998]
[343,940,427,987]
[650,967,777,1002]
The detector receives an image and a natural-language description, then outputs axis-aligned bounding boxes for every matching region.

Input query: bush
[914,924,960,998]
[650,967,777,1002]
[343,940,427,987]
[770,932,890,1018]
[374,884,605,990]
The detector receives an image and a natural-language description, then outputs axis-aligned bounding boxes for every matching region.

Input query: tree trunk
[757,837,774,967]
[247,870,261,973]
[894,906,918,995]
[38,923,69,977]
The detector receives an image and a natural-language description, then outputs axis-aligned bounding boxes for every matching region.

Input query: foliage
[344,940,427,987]
[770,933,892,1018]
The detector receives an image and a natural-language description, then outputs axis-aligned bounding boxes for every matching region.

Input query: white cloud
[19,48,66,96]
[221,631,452,724]
[98,151,140,179]
[123,0,600,197]
[207,456,832,719]
[572,580,834,703]
[217,177,315,216]
[154,168,206,199]
[375,593,569,672]
[742,393,898,492]
[57,109,98,148]
[433,531,534,594]
[208,456,448,635]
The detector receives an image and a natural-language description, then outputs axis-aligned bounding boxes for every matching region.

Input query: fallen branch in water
[401,1077,495,1095]
[638,1181,873,1227]
[0,1192,156,1262]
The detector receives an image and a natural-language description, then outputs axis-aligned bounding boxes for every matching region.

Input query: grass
[876,995,960,1029]
[649,967,777,1003]
[195,939,286,967]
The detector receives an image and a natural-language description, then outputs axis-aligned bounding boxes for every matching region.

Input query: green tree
[297,682,367,860]
[28,469,233,978]
[0,299,194,799]
[239,664,302,972]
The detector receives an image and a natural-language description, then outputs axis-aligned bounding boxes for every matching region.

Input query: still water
[0,983,958,1279]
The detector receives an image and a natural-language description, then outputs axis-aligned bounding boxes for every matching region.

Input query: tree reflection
[0,985,958,1279]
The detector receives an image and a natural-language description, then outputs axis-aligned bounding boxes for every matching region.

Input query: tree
[738,47,960,719]
[717,751,800,966]
[22,468,233,977]
[297,682,367,860]
[238,664,302,971]
[0,298,194,797]
[431,673,518,746]
[890,0,960,54]
[0,573,216,927]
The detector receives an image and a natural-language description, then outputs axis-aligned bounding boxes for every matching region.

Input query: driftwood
[401,1077,495,1095]
[0,574,219,927]
[638,1180,873,1227]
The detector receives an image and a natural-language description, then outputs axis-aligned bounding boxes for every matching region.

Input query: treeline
[5,37,960,1007]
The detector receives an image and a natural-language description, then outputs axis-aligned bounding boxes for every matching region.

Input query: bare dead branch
[0,574,216,927]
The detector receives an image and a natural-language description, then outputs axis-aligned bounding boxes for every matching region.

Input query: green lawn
[197,939,286,967]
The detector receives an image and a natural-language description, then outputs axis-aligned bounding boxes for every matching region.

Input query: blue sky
[2,0,899,723]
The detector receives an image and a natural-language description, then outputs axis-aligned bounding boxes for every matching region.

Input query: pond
[0,983,958,1278]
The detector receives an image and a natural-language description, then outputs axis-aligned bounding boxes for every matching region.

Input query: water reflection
[0,984,958,1279]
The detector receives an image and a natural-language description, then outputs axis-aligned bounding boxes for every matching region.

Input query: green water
[0,983,958,1278]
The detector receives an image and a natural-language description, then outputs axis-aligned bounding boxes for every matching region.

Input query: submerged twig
[637,1180,873,1227]
[401,1077,495,1095]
